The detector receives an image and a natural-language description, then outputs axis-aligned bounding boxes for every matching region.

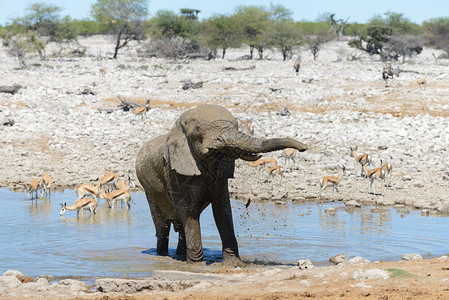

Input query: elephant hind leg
[173,221,186,256]
[156,221,171,256]
[146,191,171,256]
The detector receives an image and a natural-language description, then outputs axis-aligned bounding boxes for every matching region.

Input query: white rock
[56,279,89,293]
[186,281,215,291]
[0,275,22,288]
[347,256,371,265]
[329,253,348,265]
[297,259,315,269]
[402,175,412,181]
[401,253,422,261]
[2,270,24,277]
[353,269,390,280]
[300,279,311,287]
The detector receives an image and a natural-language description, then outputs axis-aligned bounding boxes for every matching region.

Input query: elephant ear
[164,124,202,176]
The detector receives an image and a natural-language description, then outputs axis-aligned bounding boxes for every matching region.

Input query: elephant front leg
[183,217,204,263]
[170,175,205,263]
[211,183,245,267]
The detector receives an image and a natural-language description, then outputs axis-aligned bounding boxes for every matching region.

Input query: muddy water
[1,188,448,278]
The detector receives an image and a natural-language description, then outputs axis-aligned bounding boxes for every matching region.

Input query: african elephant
[135,104,307,266]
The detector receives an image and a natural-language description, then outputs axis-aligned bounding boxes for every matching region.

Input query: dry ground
[1,37,449,299]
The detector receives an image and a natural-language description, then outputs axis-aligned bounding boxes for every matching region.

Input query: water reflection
[1,188,448,278]
[27,196,52,217]
[59,203,132,225]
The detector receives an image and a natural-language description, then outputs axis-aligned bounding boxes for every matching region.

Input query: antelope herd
[23,119,393,217]
[24,170,134,217]
[65,170,133,215]
[244,134,393,200]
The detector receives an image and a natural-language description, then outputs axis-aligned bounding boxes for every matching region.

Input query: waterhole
[0,188,448,278]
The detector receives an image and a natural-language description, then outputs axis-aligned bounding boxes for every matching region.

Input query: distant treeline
[1,1,449,65]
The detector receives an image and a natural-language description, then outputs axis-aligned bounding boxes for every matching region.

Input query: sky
[0,0,449,26]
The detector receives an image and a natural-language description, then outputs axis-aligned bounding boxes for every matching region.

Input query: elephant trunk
[220,130,307,159]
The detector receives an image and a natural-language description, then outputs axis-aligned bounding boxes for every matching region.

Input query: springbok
[246,158,278,180]
[362,160,386,195]
[265,165,284,188]
[99,67,106,79]
[417,78,426,89]
[350,146,369,177]
[382,64,395,86]
[40,172,52,197]
[99,188,131,209]
[127,171,136,188]
[60,198,98,216]
[293,56,300,75]
[25,179,41,199]
[319,165,346,201]
[238,119,254,136]
[282,148,297,167]
[246,159,266,179]
[99,171,118,193]
[75,183,100,200]
[132,99,151,122]
[381,160,393,187]
[117,179,130,191]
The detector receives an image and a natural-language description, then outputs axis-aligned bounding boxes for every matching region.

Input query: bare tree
[306,33,330,61]
[0,30,45,67]
[329,14,349,40]
[383,35,423,62]
[91,0,148,59]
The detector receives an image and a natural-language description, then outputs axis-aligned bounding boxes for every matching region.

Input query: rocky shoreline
[2,254,448,298]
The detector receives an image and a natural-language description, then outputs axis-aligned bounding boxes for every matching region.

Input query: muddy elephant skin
[136,104,307,266]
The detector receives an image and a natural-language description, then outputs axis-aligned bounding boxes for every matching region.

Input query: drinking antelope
[319,165,346,201]
[60,198,98,216]
[132,99,151,122]
[40,172,52,197]
[362,160,386,195]
[381,160,393,187]
[282,148,297,167]
[99,171,118,193]
[99,188,131,209]
[75,183,100,200]
[25,179,41,199]
[350,146,369,177]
